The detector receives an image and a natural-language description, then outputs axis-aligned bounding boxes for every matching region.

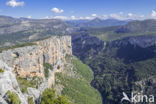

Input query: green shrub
[41,88,56,104]
[6,90,21,104]
[0,68,4,73]
[16,77,42,93]
[41,88,72,104]
[28,96,34,104]
[43,63,53,78]
[55,96,72,104]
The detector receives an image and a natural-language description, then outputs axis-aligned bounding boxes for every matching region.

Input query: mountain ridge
[66,17,128,28]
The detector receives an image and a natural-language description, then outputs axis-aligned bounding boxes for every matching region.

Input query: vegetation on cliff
[16,77,42,93]
[43,63,53,78]
[6,90,21,104]
[28,96,34,104]
[0,42,37,53]
[0,68,4,73]
[41,88,72,104]
[55,56,102,104]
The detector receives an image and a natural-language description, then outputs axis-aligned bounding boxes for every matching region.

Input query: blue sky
[0,0,156,20]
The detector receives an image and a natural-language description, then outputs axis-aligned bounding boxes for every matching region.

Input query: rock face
[0,36,72,104]
[0,60,27,104]
[0,36,72,78]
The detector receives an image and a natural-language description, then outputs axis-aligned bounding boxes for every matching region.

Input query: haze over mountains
[0,15,129,47]
[66,17,129,28]
[1,15,156,47]
[0,15,73,47]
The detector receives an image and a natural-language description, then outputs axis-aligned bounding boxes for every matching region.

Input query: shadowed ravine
[72,34,156,104]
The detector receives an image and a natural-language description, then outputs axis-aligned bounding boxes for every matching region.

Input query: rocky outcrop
[0,60,27,104]
[0,36,72,78]
[0,36,72,104]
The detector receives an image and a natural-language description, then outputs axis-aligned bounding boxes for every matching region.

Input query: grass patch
[72,59,93,82]
[55,57,102,104]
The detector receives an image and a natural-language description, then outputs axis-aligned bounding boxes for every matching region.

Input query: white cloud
[151,10,156,18]
[79,17,84,20]
[127,13,146,20]
[27,16,32,19]
[44,16,50,19]
[103,14,108,19]
[128,13,133,17]
[85,16,93,20]
[139,15,144,18]
[109,12,137,20]
[110,13,125,20]
[43,16,68,20]
[45,16,67,20]
[119,12,123,15]
[51,8,64,13]
[44,15,85,20]
[91,14,97,17]
[6,0,24,7]
[53,16,67,19]
[71,16,76,20]
[70,16,85,20]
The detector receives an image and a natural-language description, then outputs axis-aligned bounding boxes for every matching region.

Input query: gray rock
[0,96,7,104]
[27,88,40,100]
[0,60,27,104]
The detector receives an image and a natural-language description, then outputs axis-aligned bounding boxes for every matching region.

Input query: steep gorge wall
[0,36,72,78]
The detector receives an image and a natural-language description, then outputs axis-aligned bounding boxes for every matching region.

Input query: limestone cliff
[0,36,72,78]
[0,60,27,104]
[0,36,72,104]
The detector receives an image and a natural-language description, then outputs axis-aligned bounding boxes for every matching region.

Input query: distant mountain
[0,15,21,26]
[66,19,90,27]
[109,35,156,63]
[0,15,72,35]
[66,18,129,28]
[75,19,156,41]
[116,19,156,33]
[0,15,73,47]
